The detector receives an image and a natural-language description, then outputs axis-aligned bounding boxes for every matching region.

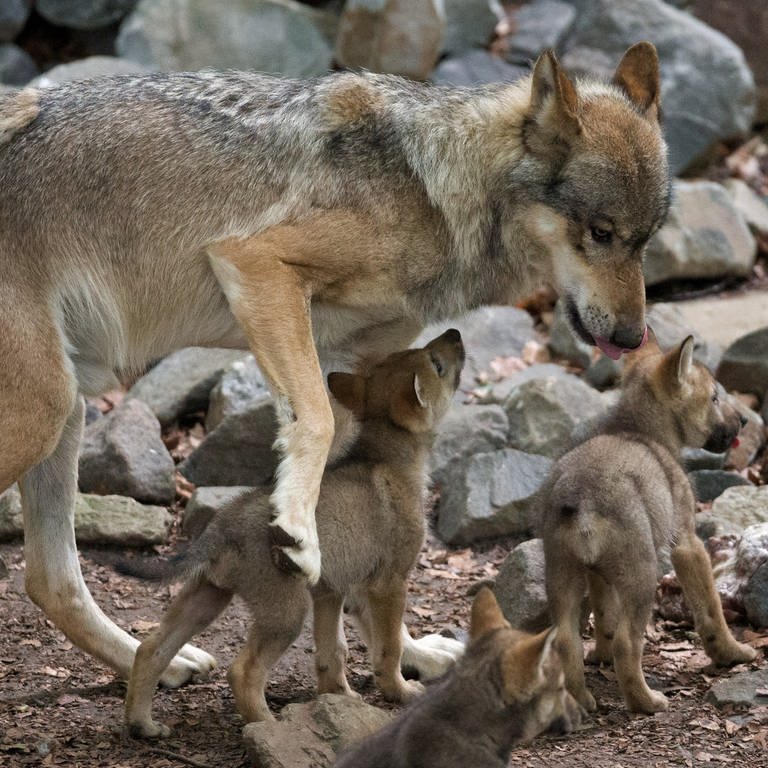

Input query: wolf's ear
[328,372,366,419]
[469,587,510,642]
[528,49,581,149]
[613,41,661,123]
[501,627,559,700]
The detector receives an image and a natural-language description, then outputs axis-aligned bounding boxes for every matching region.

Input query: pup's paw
[585,644,613,666]
[268,518,321,584]
[381,677,425,703]
[125,719,171,739]
[710,639,757,667]
[401,633,466,681]
[577,689,597,713]
[626,689,668,714]
[159,645,217,688]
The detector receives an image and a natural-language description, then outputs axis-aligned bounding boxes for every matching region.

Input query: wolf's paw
[626,689,668,714]
[125,719,171,739]
[268,517,321,584]
[585,645,613,666]
[159,645,217,688]
[577,689,597,713]
[382,677,425,703]
[401,633,466,681]
[709,640,757,667]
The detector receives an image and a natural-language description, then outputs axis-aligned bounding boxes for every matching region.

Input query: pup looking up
[335,587,581,768]
[124,329,464,738]
[541,334,756,714]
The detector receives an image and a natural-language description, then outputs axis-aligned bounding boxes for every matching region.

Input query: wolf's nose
[611,325,646,350]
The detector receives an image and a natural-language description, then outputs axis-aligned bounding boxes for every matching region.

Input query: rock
[78,399,176,505]
[485,363,576,404]
[431,403,508,487]
[710,486,768,534]
[126,347,246,426]
[584,354,621,391]
[0,487,171,545]
[431,49,529,86]
[561,0,756,174]
[689,470,750,505]
[442,0,501,55]
[206,354,269,431]
[547,299,592,369]
[334,0,444,81]
[694,510,743,540]
[0,0,31,42]
[37,0,138,30]
[717,327,768,397]
[706,669,768,709]
[118,0,335,77]
[504,375,609,458]
[243,694,393,768]
[183,486,253,539]
[0,43,37,85]
[646,302,721,372]
[743,558,768,628]
[494,538,550,632]
[682,447,727,471]
[734,522,768,628]
[724,399,764,471]
[724,179,768,239]
[436,448,551,544]
[30,56,150,87]
[503,0,576,64]
[180,395,279,486]
[0,555,7,580]
[687,0,768,122]
[645,181,756,287]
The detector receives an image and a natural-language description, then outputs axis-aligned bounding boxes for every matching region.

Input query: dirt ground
[1,526,767,768]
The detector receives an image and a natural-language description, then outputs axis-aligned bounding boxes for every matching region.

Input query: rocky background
[1,1,768,766]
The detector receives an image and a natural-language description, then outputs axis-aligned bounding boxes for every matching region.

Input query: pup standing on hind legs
[541,334,756,714]
[124,330,464,738]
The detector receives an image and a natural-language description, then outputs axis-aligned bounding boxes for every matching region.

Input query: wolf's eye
[430,354,444,376]
[712,392,719,404]
[590,226,612,244]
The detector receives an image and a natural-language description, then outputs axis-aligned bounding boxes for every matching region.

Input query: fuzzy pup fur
[0,44,668,682]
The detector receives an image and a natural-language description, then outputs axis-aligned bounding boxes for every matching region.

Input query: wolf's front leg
[21,397,216,685]
[208,238,335,584]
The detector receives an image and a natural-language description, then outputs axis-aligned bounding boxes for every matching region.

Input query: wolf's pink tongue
[594,326,649,360]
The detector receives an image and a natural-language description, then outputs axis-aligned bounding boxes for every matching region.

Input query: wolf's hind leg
[672,533,756,666]
[313,589,358,697]
[586,572,619,665]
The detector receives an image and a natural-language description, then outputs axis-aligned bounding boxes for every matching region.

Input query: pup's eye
[590,226,612,244]
[430,354,444,376]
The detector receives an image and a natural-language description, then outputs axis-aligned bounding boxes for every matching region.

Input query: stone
[706,669,768,709]
[183,485,253,539]
[504,375,608,458]
[37,0,138,30]
[561,0,756,174]
[717,327,768,397]
[503,0,576,64]
[436,448,552,544]
[78,399,176,505]
[206,354,268,431]
[334,0,444,81]
[584,354,621,391]
[118,0,336,78]
[0,0,31,42]
[743,558,768,628]
[682,447,727,472]
[180,395,279,487]
[30,56,149,88]
[494,538,550,632]
[724,179,768,239]
[710,486,768,534]
[547,299,592,369]
[431,49,529,86]
[430,403,509,488]
[242,694,393,768]
[645,181,756,287]
[0,487,172,546]
[126,347,247,426]
[646,302,721,372]
[689,470,750,505]
[724,399,764,471]
[442,0,501,55]
[0,43,37,85]
[485,363,576,404]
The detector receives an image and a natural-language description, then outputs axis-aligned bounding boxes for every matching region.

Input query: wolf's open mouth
[563,297,646,360]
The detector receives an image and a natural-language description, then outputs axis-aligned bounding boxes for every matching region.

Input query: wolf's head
[512,42,669,359]
[327,328,464,434]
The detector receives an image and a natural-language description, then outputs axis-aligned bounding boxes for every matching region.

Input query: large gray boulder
[716,327,768,396]
[442,0,502,55]
[710,485,768,532]
[432,49,529,87]
[206,354,269,431]
[0,0,31,42]
[561,0,756,174]
[118,0,336,77]
[78,399,176,505]
[494,538,550,632]
[707,669,768,710]
[503,0,576,64]
[37,0,138,30]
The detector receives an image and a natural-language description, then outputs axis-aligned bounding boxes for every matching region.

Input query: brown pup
[335,587,581,768]
[541,335,757,714]
[124,330,464,738]
[0,42,668,683]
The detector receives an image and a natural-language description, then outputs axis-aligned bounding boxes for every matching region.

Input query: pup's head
[468,587,581,742]
[327,328,465,433]
[519,42,670,358]
[625,332,744,452]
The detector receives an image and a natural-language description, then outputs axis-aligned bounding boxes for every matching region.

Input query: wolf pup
[0,42,669,684]
[123,330,464,738]
[541,335,756,714]
[335,587,581,768]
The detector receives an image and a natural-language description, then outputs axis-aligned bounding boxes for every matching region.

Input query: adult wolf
[0,43,669,684]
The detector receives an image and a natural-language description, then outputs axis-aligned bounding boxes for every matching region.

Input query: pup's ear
[501,627,559,700]
[328,372,366,419]
[389,372,429,432]
[469,587,510,642]
[657,335,694,388]
[528,49,581,150]
[613,41,661,123]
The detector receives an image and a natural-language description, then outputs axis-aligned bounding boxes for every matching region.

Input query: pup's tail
[115,548,202,583]
[555,498,604,566]
[0,89,39,144]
